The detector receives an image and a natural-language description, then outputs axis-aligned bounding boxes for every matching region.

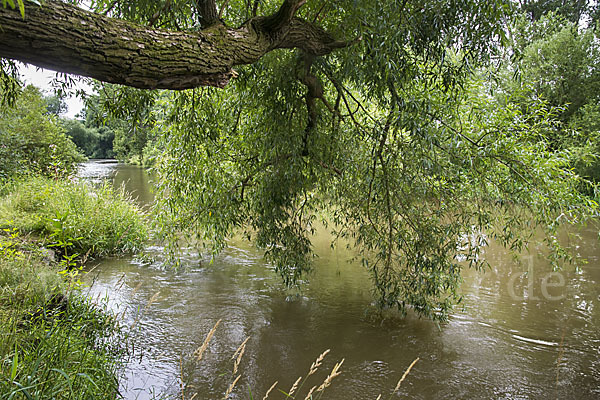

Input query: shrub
[0,85,84,180]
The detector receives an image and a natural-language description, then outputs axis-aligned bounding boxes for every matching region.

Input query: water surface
[81,161,600,399]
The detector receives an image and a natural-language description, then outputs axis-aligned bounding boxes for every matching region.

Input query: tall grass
[0,175,148,258]
[179,320,419,400]
[0,175,145,399]
[0,232,127,399]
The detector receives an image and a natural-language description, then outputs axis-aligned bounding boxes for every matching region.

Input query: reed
[194,319,221,362]
[223,374,241,399]
[186,320,345,400]
[262,380,278,400]
[376,357,420,400]
[232,337,249,375]
[393,357,420,393]
[315,358,344,394]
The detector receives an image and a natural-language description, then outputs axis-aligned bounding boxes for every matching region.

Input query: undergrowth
[0,175,146,399]
[0,229,127,399]
[0,175,148,259]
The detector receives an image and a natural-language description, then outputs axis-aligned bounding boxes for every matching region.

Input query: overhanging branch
[259,0,306,33]
[0,0,355,89]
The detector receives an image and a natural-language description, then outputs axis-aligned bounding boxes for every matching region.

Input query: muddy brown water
[79,160,600,399]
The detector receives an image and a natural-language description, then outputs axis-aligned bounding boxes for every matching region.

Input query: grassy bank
[0,176,148,399]
[0,176,147,258]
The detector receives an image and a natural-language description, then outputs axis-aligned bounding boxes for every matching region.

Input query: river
[79,160,600,399]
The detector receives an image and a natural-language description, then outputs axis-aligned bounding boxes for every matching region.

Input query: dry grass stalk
[316,358,344,393]
[375,395,381,400]
[303,385,317,400]
[223,374,241,399]
[190,394,197,400]
[393,357,420,393]
[131,281,143,295]
[114,272,126,289]
[232,339,248,375]
[262,380,278,400]
[231,336,250,360]
[288,376,302,396]
[194,319,222,362]
[147,291,161,307]
[308,349,330,377]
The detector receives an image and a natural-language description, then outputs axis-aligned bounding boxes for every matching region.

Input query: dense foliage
[0,176,147,397]
[62,119,115,159]
[0,224,125,399]
[503,12,600,186]
[2,0,599,321]
[76,0,597,321]
[0,85,84,180]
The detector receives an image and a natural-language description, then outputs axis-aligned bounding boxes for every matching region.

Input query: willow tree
[0,1,595,320]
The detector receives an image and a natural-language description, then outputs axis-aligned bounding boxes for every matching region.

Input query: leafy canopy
[7,0,599,321]
[0,85,84,180]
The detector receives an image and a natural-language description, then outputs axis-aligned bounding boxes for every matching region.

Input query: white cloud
[18,64,93,119]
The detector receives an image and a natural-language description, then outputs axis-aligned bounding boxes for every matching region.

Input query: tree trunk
[0,0,348,89]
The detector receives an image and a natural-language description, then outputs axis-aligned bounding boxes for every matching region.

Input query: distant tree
[44,94,67,116]
[502,13,600,185]
[519,0,591,24]
[520,19,600,122]
[93,126,115,159]
[0,85,84,179]
[62,118,98,156]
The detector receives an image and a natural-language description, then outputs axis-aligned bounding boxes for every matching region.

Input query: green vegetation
[1,0,599,323]
[62,119,115,160]
[0,176,148,259]
[0,227,126,399]
[0,0,599,397]
[501,11,600,187]
[80,84,159,165]
[0,178,147,399]
[0,79,148,398]
[0,85,84,180]
[6,0,592,321]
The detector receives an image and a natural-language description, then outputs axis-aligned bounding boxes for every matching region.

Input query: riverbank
[0,176,148,399]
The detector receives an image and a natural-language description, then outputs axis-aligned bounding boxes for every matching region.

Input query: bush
[0,176,148,258]
[0,85,84,180]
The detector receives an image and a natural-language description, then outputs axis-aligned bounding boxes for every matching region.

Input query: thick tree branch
[196,0,219,28]
[0,1,353,90]
[259,0,306,34]
[276,18,356,56]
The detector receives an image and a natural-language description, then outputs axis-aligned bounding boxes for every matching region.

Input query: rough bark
[195,0,219,28]
[0,0,348,89]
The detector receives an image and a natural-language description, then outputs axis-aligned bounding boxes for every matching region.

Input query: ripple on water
[80,161,600,399]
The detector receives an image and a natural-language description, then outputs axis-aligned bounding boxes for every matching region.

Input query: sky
[19,64,92,119]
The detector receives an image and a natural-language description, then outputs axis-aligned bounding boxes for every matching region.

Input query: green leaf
[10,344,18,380]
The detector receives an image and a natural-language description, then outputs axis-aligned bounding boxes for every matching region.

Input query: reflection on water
[78,160,154,208]
[80,161,600,399]
[77,159,118,182]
